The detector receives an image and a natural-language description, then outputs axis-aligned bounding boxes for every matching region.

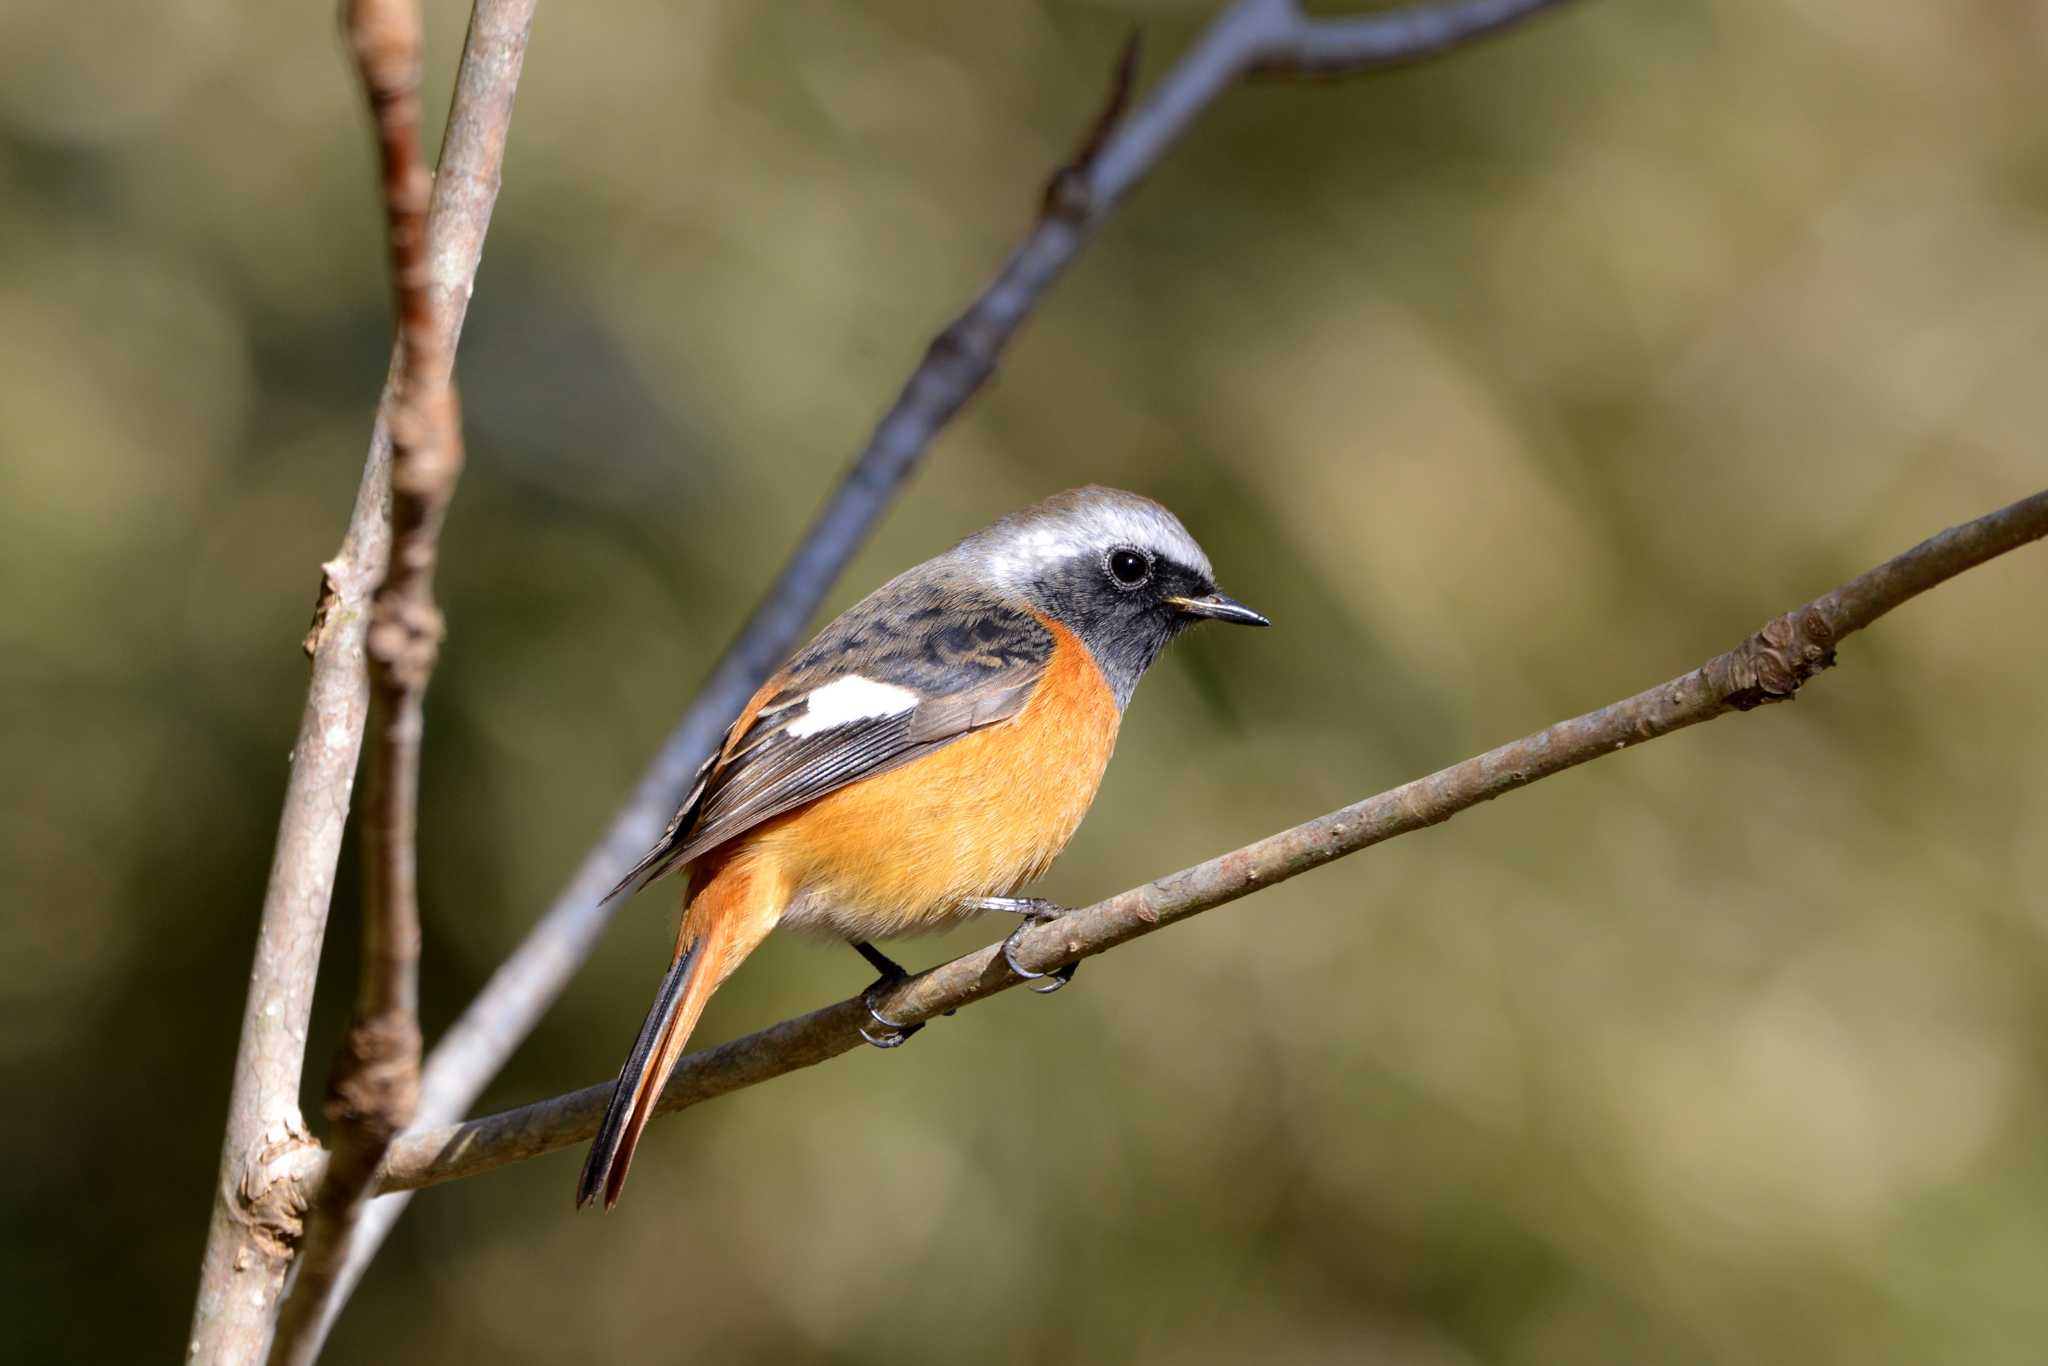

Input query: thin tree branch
[298,0,1580,1334]
[186,2,532,1362]
[266,1,468,1361]
[1247,0,1579,77]
[358,487,2048,1194]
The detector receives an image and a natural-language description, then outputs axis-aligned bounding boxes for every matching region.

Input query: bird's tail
[576,860,778,1210]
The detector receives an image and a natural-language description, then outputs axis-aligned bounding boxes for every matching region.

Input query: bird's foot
[961,896,1080,995]
[860,972,922,1049]
[852,939,947,1049]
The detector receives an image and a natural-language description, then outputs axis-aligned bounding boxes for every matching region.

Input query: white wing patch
[784,675,921,738]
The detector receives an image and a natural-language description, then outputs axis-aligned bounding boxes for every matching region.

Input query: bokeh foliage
[5,2,2047,1361]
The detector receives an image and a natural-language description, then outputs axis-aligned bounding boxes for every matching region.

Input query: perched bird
[577,486,1267,1209]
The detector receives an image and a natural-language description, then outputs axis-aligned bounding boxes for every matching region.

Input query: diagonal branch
[302,0,1582,1330]
[362,487,2048,1194]
[185,1,533,1360]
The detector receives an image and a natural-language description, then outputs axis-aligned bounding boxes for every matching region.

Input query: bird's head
[955,485,1268,707]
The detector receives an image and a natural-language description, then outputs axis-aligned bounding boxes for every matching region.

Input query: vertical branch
[262,0,465,1362]
[186,0,531,1357]
[340,0,447,1137]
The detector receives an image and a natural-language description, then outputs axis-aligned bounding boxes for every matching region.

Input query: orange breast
[746,619,1121,941]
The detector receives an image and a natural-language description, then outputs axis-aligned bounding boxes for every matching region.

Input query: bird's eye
[1106,547,1152,588]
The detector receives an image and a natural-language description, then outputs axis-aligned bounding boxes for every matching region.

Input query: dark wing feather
[601,745,720,904]
[601,580,1052,904]
[675,667,1041,866]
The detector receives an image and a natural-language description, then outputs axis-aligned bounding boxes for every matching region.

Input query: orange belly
[714,621,1121,942]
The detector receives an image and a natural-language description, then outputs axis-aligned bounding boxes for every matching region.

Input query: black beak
[1167,592,1270,628]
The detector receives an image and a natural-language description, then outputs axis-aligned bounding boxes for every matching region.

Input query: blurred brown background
[6,1,2048,1362]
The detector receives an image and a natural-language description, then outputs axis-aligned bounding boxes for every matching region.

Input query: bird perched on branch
[578,486,1267,1209]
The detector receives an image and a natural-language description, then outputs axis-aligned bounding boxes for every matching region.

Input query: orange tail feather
[576,859,781,1210]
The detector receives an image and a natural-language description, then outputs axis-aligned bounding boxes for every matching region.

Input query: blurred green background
[6,1,2048,1361]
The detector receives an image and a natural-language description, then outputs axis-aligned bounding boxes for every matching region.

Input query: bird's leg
[856,890,1077,1048]
[959,896,1080,995]
[851,940,924,1048]
[851,938,910,980]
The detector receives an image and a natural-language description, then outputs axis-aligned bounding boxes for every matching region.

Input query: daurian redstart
[578,486,1267,1208]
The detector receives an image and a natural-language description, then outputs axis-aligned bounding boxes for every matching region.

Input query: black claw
[1003,923,1077,994]
[854,941,943,1045]
[860,1017,920,1048]
[861,984,923,1048]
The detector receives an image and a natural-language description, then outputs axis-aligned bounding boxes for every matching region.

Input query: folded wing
[603,581,1053,903]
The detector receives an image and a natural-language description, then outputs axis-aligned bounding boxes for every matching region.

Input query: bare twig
[288,0,1579,1339]
[1247,0,1580,77]
[185,2,532,1362]
[354,487,2048,1194]
[1042,31,1143,216]
[264,1,468,1361]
